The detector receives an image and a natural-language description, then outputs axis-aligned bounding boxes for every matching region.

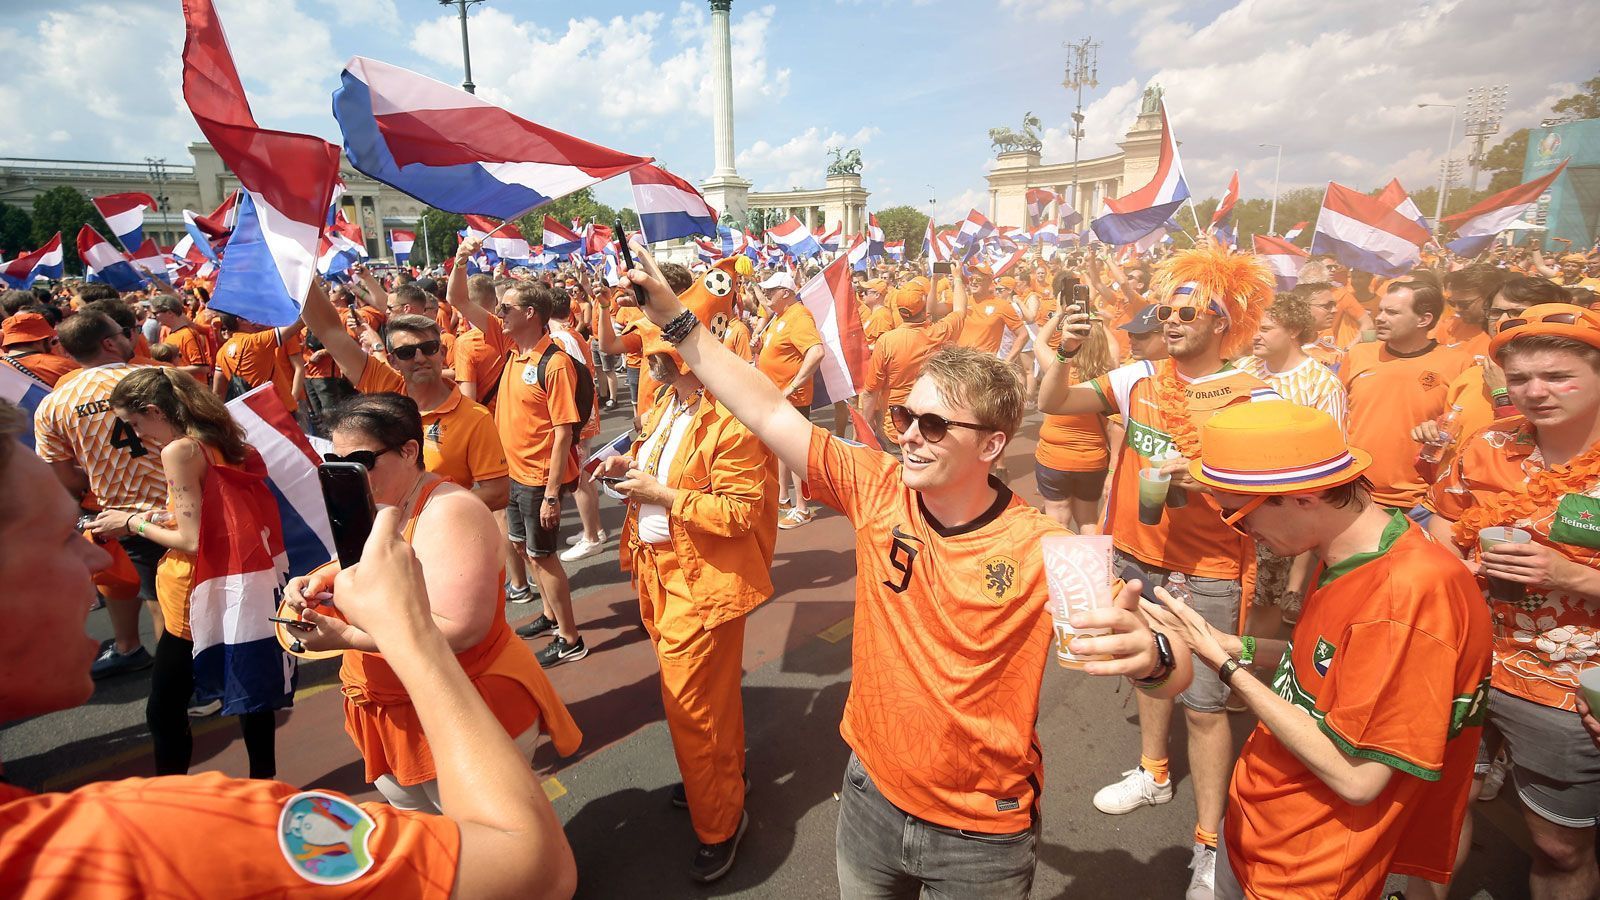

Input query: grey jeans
[835,752,1039,899]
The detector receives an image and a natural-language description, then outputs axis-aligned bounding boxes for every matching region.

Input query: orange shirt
[806,425,1066,833]
[1090,361,1268,580]
[1432,313,1489,358]
[1226,512,1490,898]
[1422,364,1518,480]
[33,363,167,515]
[491,329,581,488]
[861,305,894,348]
[863,312,968,442]
[3,350,78,387]
[451,326,508,406]
[1341,342,1471,508]
[216,328,297,411]
[757,302,823,406]
[955,296,1023,355]
[0,774,458,897]
[1430,419,1600,710]
[166,323,213,377]
[723,317,753,362]
[614,306,646,369]
[356,360,509,490]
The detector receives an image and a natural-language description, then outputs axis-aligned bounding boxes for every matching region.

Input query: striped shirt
[34,363,166,514]
[1236,355,1348,432]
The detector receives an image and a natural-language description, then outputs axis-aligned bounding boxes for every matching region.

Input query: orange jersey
[33,363,167,515]
[1430,418,1600,710]
[806,426,1066,833]
[614,306,646,368]
[0,774,458,897]
[861,305,894,348]
[955,297,1023,355]
[356,361,509,490]
[451,327,508,406]
[863,313,967,442]
[1227,513,1490,898]
[216,328,297,411]
[1341,342,1472,508]
[165,323,215,377]
[492,330,581,488]
[723,317,753,362]
[3,350,78,388]
[1090,361,1270,580]
[757,302,823,406]
[1431,312,1490,358]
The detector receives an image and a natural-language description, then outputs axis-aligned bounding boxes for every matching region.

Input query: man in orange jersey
[600,263,776,882]
[1,310,78,386]
[623,239,1187,898]
[859,278,894,349]
[36,312,166,680]
[211,312,306,410]
[1427,305,1600,900]
[450,273,512,407]
[1340,275,1471,520]
[860,277,970,448]
[452,241,587,668]
[955,265,1024,357]
[1145,401,1490,900]
[302,283,509,511]
[150,293,213,382]
[1038,245,1278,897]
[0,404,577,898]
[753,270,825,529]
[1435,265,1508,358]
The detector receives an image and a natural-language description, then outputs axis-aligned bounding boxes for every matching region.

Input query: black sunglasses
[388,339,442,361]
[1500,312,1581,331]
[889,405,991,443]
[323,448,391,470]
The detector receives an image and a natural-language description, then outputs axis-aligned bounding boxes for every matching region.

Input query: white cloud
[737,126,879,191]
[999,0,1086,19]
[317,0,399,31]
[933,188,987,224]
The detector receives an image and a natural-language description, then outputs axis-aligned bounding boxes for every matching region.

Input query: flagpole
[421,215,431,270]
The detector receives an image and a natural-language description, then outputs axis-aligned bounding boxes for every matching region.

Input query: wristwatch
[1133,632,1176,688]
[1219,657,1243,686]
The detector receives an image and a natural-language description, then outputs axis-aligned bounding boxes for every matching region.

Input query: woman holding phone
[88,367,290,779]
[283,392,581,812]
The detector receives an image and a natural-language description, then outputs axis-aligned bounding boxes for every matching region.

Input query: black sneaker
[689,811,748,883]
[536,635,587,668]
[90,644,153,680]
[516,614,557,639]
[672,773,749,809]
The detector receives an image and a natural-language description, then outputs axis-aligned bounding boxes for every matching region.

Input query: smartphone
[319,462,377,568]
[267,615,315,631]
[1119,564,1166,607]
[931,261,954,275]
[598,476,625,488]
[614,217,650,308]
[1073,283,1094,320]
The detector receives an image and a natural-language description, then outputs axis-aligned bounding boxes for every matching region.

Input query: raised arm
[1036,309,1114,415]
[301,281,373,385]
[450,239,495,335]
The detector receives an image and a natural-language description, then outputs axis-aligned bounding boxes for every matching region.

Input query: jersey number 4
[109,418,149,458]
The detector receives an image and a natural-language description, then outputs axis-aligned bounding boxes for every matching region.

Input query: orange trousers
[635,542,748,844]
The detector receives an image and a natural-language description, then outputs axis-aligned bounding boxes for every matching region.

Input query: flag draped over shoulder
[0,362,50,450]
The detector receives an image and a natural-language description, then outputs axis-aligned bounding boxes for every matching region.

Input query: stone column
[699,0,751,226]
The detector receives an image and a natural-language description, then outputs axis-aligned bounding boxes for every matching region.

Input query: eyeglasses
[1155,305,1205,324]
[1219,495,1268,538]
[388,340,441,361]
[888,405,992,443]
[323,448,391,470]
[495,303,528,317]
[1485,306,1526,321]
[1500,312,1582,331]
[121,327,134,339]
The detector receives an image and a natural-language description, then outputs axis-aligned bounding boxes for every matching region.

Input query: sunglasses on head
[388,339,441,361]
[888,405,991,443]
[1500,312,1582,331]
[323,448,391,470]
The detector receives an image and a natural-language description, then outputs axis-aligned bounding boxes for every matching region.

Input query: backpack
[536,342,595,439]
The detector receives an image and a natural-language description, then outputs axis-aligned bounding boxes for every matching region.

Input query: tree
[418,207,466,267]
[514,188,636,244]
[30,186,109,275]
[1551,72,1600,124]
[875,205,929,251]
[1481,128,1530,194]
[0,202,33,259]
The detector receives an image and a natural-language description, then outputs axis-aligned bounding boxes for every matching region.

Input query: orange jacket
[621,392,778,630]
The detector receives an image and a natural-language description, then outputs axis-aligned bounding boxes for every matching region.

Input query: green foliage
[514,188,638,244]
[418,207,466,267]
[875,205,929,250]
[1482,128,1530,194]
[0,202,33,259]
[30,186,108,275]
[1551,73,1600,124]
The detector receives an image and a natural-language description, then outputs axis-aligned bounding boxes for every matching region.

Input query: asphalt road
[2,403,1536,898]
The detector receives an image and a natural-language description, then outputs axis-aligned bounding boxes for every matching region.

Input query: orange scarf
[1451,421,1600,550]
[1153,359,1202,458]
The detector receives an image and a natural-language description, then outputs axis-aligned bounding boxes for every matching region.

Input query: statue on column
[826,148,863,177]
[1139,84,1165,115]
[987,112,1043,155]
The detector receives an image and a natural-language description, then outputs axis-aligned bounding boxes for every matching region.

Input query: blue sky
[0,0,1591,222]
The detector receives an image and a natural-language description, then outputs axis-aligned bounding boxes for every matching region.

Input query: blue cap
[1120,304,1161,334]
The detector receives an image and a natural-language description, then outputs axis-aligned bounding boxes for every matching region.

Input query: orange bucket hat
[1189,400,1370,495]
[1488,302,1600,359]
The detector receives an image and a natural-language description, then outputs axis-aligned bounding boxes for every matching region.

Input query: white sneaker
[1186,843,1217,900]
[1479,753,1510,801]
[1092,767,1173,815]
[566,529,608,546]
[560,538,605,562]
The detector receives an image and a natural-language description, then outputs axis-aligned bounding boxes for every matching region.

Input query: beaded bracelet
[661,309,700,345]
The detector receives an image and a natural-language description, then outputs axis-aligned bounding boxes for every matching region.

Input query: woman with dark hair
[88,366,291,778]
[284,392,580,812]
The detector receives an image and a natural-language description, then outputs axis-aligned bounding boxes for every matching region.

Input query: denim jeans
[835,752,1039,899]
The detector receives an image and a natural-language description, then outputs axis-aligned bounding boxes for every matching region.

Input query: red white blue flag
[541,216,584,256]
[952,209,997,258]
[1209,171,1239,248]
[799,255,869,406]
[1442,160,1569,256]
[0,361,49,450]
[1252,234,1309,292]
[1310,182,1431,277]
[92,193,158,254]
[0,233,63,289]
[769,216,823,258]
[78,225,146,292]
[629,163,717,243]
[1025,188,1060,227]
[465,215,531,263]
[389,229,415,263]
[1092,101,1190,245]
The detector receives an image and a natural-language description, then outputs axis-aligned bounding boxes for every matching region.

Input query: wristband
[135,516,148,537]
[1055,344,1080,363]
[125,513,137,533]
[1238,635,1257,668]
[661,309,700,345]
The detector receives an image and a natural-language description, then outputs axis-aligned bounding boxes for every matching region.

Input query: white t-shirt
[635,395,699,544]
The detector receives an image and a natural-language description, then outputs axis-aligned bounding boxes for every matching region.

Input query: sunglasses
[388,340,442,361]
[1500,312,1582,331]
[323,448,391,470]
[1219,495,1268,538]
[1155,305,1206,324]
[888,405,991,443]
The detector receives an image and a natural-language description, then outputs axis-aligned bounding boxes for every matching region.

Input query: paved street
[3,405,1535,898]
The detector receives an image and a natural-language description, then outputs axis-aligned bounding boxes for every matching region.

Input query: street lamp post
[439,0,485,94]
[1419,102,1459,236]
[1463,84,1509,192]
[1061,37,1100,219]
[1258,142,1283,235]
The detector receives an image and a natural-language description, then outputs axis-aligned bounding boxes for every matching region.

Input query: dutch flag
[629,163,718,243]
[0,233,64,289]
[1442,160,1570,257]
[92,193,158,254]
[1092,100,1190,246]
[78,225,147,292]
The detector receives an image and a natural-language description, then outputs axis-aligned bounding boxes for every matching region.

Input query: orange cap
[1,311,54,347]
[892,286,926,318]
[1189,401,1370,495]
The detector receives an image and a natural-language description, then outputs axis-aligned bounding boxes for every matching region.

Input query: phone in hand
[319,462,377,568]
[1073,283,1094,320]
[614,218,650,308]
[931,261,954,275]
[1120,564,1166,607]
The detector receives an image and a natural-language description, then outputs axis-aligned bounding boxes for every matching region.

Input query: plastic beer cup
[1043,534,1114,669]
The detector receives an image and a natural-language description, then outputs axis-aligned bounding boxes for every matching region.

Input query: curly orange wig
[1148,243,1275,359]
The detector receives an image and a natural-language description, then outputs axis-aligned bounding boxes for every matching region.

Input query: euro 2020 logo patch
[981,555,1020,604]
[278,791,378,885]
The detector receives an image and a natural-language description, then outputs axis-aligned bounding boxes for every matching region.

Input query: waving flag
[583,222,613,257]
[1092,101,1190,245]
[1283,220,1308,242]
[92,193,158,253]
[227,384,335,577]
[629,163,717,243]
[1310,182,1431,277]
[1252,234,1309,292]
[78,226,146,291]
[866,214,886,256]
[1209,171,1239,248]
[816,223,842,253]
[130,238,169,279]
[923,220,954,270]
[0,233,63,289]
[847,235,871,272]
[694,237,721,262]
[1376,178,1430,234]
[389,228,415,263]
[0,362,49,450]
[884,240,905,261]
[952,209,997,257]
[334,56,652,220]
[799,255,869,406]
[768,216,822,258]
[1058,202,1083,232]
[540,216,583,255]
[1442,160,1570,257]
[464,215,530,263]
[1026,188,1060,227]
[183,0,342,327]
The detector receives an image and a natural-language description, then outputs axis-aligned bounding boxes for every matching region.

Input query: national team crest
[278,791,377,885]
[981,555,1020,604]
[1313,637,1337,676]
